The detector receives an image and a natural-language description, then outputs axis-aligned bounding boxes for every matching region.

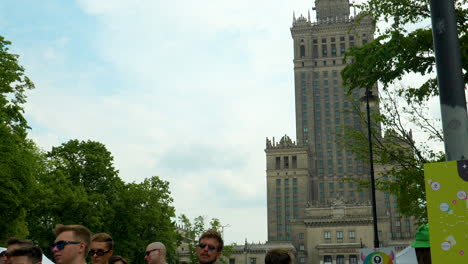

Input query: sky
[0,0,445,245]
[0,0,316,244]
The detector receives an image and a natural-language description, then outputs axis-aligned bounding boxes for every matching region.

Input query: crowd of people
[0,224,293,264]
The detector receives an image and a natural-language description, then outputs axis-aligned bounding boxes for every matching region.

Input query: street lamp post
[363,86,380,248]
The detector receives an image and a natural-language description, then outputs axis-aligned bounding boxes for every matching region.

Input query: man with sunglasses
[196,230,223,264]
[89,233,113,264]
[144,242,166,264]
[51,224,92,264]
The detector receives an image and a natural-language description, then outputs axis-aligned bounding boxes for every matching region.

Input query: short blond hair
[92,233,114,250]
[54,224,92,253]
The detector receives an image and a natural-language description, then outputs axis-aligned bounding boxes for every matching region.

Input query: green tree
[45,139,125,231]
[340,0,467,222]
[111,177,179,264]
[342,88,445,223]
[342,0,467,103]
[0,35,37,240]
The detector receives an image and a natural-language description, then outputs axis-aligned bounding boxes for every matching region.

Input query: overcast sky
[1,0,445,245]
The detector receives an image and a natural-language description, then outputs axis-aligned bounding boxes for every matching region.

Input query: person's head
[8,246,43,264]
[3,238,34,264]
[108,256,128,264]
[196,230,223,264]
[265,249,292,264]
[1,251,7,264]
[51,224,92,264]
[90,233,114,264]
[411,224,431,264]
[144,242,166,264]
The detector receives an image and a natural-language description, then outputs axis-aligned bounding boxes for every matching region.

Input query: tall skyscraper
[265,1,416,263]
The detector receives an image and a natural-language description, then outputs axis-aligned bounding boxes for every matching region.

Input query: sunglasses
[198,243,217,251]
[50,240,81,251]
[89,249,111,256]
[145,248,159,256]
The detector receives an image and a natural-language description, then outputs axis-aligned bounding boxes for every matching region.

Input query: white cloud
[18,0,440,245]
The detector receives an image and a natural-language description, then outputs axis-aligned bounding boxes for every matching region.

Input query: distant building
[265,1,417,263]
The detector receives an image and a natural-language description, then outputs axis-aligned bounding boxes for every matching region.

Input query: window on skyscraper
[328,168,334,173]
[331,44,336,56]
[284,156,289,169]
[275,157,281,169]
[292,156,297,169]
[323,71,328,77]
[323,80,329,85]
[337,231,344,240]
[300,45,305,57]
[322,45,327,57]
[276,179,281,185]
[340,43,345,54]
[324,231,331,240]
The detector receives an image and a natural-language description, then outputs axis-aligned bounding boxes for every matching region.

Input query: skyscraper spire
[308,10,311,22]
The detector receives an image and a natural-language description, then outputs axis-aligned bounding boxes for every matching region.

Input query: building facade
[265,1,416,263]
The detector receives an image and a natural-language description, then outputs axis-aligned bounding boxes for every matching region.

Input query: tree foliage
[343,88,445,223]
[342,0,468,104]
[340,0,467,223]
[0,35,36,239]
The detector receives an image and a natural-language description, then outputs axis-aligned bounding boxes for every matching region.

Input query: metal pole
[366,87,380,248]
[429,0,468,161]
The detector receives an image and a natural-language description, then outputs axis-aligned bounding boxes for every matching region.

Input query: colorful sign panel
[359,247,395,264]
[424,160,468,263]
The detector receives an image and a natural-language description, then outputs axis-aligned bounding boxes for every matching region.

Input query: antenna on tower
[293,11,296,23]
[308,10,311,22]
